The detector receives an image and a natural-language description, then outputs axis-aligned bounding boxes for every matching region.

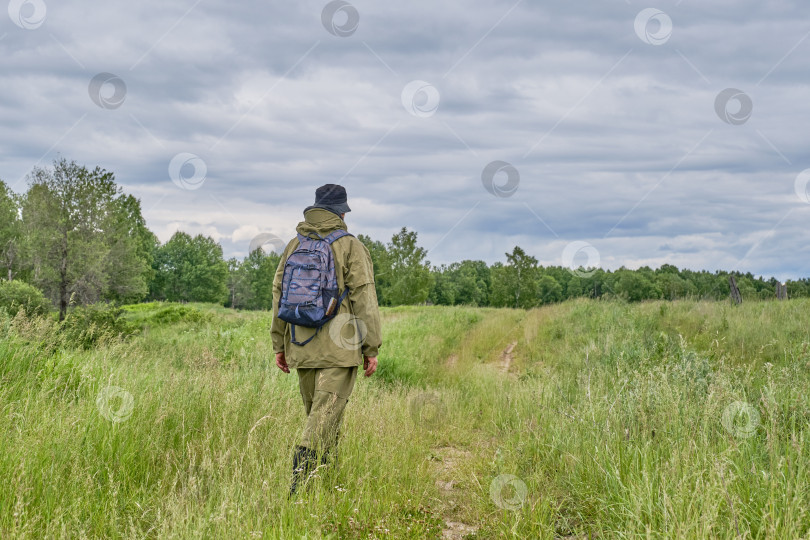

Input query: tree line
[2,159,807,318]
[354,234,810,308]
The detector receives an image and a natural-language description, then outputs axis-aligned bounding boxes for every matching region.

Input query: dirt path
[499,341,517,373]
[429,446,479,539]
[443,521,478,539]
[432,330,521,536]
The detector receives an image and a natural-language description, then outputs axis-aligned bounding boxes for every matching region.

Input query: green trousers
[296,366,358,451]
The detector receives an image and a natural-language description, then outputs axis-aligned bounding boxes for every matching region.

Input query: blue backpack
[278,229,353,345]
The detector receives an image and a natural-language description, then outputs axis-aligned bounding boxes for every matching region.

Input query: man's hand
[363,355,377,377]
[275,352,290,374]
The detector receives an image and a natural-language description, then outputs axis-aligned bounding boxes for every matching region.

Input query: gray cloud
[1,0,808,280]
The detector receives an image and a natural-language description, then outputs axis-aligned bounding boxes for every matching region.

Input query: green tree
[22,159,150,320]
[428,265,457,305]
[734,275,758,301]
[0,180,23,281]
[537,274,563,304]
[357,234,392,306]
[655,265,697,300]
[385,227,433,305]
[238,248,281,310]
[104,195,158,303]
[452,260,490,306]
[490,246,539,308]
[151,232,229,304]
[612,268,662,302]
[786,279,809,298]
[226,250,280,310]
[226,258,248,308]
[565,275,584,298]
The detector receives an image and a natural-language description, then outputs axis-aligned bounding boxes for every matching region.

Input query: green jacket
[271,208,382,368]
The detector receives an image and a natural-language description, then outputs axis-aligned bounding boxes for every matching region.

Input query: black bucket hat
[305,183,351,216]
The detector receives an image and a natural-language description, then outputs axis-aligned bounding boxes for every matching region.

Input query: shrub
[60,303,139,349]
[121,301,162,313]
[0,280,51,317]
[147,304,212,325]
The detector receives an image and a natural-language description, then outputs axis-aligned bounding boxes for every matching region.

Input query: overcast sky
[1,0,809,279]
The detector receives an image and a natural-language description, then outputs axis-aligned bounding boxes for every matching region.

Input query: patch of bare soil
[429,447,478,539]
[446,353,458,368]
[499,341,517,373]
[443,521,478,539]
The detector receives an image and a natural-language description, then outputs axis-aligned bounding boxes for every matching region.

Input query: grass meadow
[1,298,809,538]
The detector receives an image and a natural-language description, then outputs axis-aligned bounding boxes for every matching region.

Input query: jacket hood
[296,207,348,238]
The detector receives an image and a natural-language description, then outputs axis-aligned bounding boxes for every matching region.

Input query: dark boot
[289,445,316,497]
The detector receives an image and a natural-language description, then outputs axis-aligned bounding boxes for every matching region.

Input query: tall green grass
[1,299,808,538]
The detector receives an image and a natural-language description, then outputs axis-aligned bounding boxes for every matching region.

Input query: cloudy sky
[1,0,809,279]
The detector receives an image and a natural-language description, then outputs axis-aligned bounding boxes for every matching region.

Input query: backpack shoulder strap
[298,232,324,243]
[324,229,353,244]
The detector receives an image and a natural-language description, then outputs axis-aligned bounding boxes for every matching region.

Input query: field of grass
[1,298,809,538]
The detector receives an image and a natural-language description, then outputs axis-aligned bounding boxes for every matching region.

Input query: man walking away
[271,184,382,497]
